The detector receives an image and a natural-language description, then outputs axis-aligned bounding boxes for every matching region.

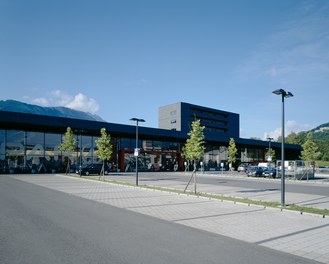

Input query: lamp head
[272,89,293,98]
[130,118,145,122]
[272,89,285,95]
[285,92,293,98]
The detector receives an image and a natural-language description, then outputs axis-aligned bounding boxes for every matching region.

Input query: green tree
[317,140,329,161]
[59,127,77,174]
[183,119,205,194]
[285,132,306,145]
[301,132,321,178]
[181,145,191,172]
[278,131,308,146]
[95,128,113,180]
[285,132,298,144]
[265,148,276,162]
[227,138,237,170]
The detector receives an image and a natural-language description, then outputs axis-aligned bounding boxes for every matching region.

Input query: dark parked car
[76,163,110,176]
[262,167,277,178]
[247,166,264,177]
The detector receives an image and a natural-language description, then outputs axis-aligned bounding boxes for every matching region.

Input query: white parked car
[237,163,248,172]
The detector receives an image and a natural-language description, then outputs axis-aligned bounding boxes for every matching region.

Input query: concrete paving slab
[105,171,329,210]
[11,174,329,264]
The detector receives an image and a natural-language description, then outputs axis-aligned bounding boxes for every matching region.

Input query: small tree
[265,148,276,162]
[227,138,237,171]
[59,127,77,175]
[95,128,113,180]
[183,120,205,194]
[181,145,191,172]
[301,132,321,179]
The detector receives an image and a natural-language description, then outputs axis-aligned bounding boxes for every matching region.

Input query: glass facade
[6,130,25,173]
[239,147,264,163]
[45,133,62,172]
[0,130,6,171]
[119,138,182,172]
[203,145,228,170]
[0,128,267,174]
[0,129,104,174]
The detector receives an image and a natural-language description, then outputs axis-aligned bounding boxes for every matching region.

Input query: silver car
[237,163,248,172]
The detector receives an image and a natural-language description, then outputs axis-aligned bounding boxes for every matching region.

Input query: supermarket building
[0,102,301,173]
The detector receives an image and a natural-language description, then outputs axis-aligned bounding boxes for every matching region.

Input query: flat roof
[0,110,301,151]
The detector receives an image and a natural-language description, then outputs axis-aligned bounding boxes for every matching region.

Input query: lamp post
[75,129,83,177]
[272,89,293,207]
[130,118,145,186]
[266,137,273,162]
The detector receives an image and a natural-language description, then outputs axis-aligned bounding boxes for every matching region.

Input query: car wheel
[85,171,89,176]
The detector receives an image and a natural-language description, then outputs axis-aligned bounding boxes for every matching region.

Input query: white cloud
[50,90,72,106]
[33,97,49,106]
[264,120,313,140]
[32,90,99,114]
[66,93,99,114]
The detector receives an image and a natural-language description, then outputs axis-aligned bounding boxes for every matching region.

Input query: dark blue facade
[180,102,239,139]
[0,109,302,174]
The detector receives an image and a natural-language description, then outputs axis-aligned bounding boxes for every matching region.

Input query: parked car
[76,163,110,176]
[247,166,264,177]
[262,167,277,178]
[237,163,249,172]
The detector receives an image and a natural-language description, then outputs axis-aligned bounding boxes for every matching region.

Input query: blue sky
[1,0,328,140]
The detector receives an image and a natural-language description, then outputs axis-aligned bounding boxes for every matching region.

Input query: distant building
[159,102,239,139]
[0,102,301,174]
[315,126,329,133]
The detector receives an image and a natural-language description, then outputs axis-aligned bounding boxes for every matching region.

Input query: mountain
[0,100,104,122]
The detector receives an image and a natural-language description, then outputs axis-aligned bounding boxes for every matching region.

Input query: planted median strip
[64,173,329,217]
[138,184,329,217]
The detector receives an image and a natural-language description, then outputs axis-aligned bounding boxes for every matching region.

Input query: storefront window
[6,130,25,172]
[120,138,132,150]
[0,130,4,147]
[152,141,162,151]
[0,130,5,171]
[244,148,264,163]
[142,140,153,150]
[162,141,180,151]
[45,133,62,172]
[202,144,227,170]
[26,132,46,172]
[82,135,93,165]
[123,152,135,172]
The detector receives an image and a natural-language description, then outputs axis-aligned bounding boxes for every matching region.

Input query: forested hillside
[283,123,329,161]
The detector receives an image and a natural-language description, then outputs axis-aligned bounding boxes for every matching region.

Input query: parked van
[258,162,271,169]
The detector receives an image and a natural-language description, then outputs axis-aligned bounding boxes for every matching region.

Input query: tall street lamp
[130,118,145,186]
[75,129,84,177]
[266,137,273,162]
[272,89,293,207]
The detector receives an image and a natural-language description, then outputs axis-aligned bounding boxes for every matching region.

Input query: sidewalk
[12,174,329,264]
[104,171,329,210]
